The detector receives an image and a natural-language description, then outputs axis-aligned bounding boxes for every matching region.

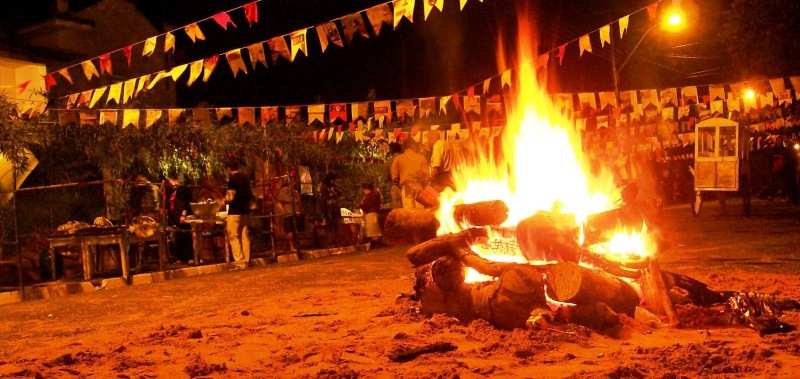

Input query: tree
[722,0,800,78]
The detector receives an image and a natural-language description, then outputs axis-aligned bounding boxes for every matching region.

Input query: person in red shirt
[359,183,384,249]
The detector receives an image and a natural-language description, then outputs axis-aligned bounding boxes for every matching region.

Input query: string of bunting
[50,0,489,96]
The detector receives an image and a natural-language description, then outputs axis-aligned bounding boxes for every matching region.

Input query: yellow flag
[459,0,469,10]
[145,110,163,128]
[89,86,107,108]
[203,56,219,82]
[187,60,204,87]
[599,24,611,47]
[225,49,248,77]
[142,36,157,57]
[123,109,140,128]
[148,71,170,90]
[185,23,206,43]
[247,43,268,68]
[168,109,185,126]
[290,29,308,61]
[135,74,150,96]
[393,0,415,28]
[238,107,256,126]
[99,110,118,126]
[169,64,188,81]
[501,69,512,88]
[579,34,592,56]
[423,0,444,20]
[216,108,233,120]
[619,15,629,38]
[164,32,176,53]
[106,82,122,105]
[81,60,100,81]
[122,78,137,104]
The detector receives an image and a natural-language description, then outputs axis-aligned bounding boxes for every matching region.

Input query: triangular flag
[247,43,268,69]
[99,110,118,126]
[66,93,79,109]
[308,104,325,125]
[419,97,435,118]
[57,68,73,85]
[393,0,415,28]
[290,29,308,61]
[501,69,512,88]
[168,109,185,126]
[122,78,137,104]
[212,11,237,30]
[135,74,150,96]
[187,59,204,87]
[267,37,291,63]
[351,102,369,121]
[123,109,140,128]
[366,4,393,36]
[81,60,99,81]
[440,96,451,114]
[145,110,163,128]
[537,53,550,70]
[203,55,219,82]
[579,34,592,56]
[342,13,369,43]
[460,0,469,11]
[260,107,278,126]
[89,86,107,108]
[43,75,56,92]
[317,23,343,53]
[99,53,113,75]
[216,108,233,121]
[556,44,567,65]
[224,50,248,78]
[329,103,347,123]
[185,23,206,43]
[769,78,786,96]
[244,1,259,26]
[423,0,444,20]
[106,82,122,105]
[619,15,629,39]
[169,64,188,81]
[142,36,157,57]
[122,45,133,66]
[78,90,92,107]
[646,3,658,20]
[164,32,176,54]
[238,107,256,126]
[147,71,169,90]
[599,24,611,47]
[482,78,492,94]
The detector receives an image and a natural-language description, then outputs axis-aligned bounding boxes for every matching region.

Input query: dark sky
[2,0,731,107]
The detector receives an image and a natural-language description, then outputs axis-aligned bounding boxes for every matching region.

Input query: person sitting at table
[165,173,193,264]
[225,160,253,268]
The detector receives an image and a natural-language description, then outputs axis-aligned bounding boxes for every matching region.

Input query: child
[359,183,383,249]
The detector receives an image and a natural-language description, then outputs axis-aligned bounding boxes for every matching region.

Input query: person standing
[386,143,404,208]
[320,173,341,235]
[225,160,253,267]
[429,132,456,191]
[359,183,383,249]
[390,140,429,208]
[165,173,193,264]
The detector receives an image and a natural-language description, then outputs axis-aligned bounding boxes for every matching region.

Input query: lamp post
[611,5,687,99]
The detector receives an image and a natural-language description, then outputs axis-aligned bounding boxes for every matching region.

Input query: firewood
[389,342,458,362]
[383,208,439,246]
[458,250,533,278]
[470,265,547,329]
[558,302,624,337]
[661,271,726,306]
[516,212,581,262]
[452,200,509,227]
[406,228,487,267]
[544,262,640,316]
[579,249,644,279]
[414,260,473,319]
[639,260,678,325]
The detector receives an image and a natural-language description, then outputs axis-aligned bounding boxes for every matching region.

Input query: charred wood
[383,208,439,246]
[453,200,509,227]
[544,262,640,316]
[406,228,487,267]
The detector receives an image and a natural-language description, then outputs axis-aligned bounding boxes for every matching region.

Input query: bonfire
[389,14,799,338]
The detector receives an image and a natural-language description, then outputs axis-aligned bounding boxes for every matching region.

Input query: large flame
[437,11,653,283]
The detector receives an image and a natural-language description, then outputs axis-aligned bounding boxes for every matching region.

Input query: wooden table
[48,232,129,282]
[185,218,229,265]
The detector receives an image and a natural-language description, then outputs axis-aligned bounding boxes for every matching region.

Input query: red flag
[328,103,347,123]
[122,45,133,66]
[99,53,113,75]
[646,3,658,20]
[18,80,31,94]
[244,2,259,26]
[43,74,56,91]
[556,43,567,65]
[212,11,237,30]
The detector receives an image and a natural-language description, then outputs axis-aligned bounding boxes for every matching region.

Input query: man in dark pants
[225,160,253,268]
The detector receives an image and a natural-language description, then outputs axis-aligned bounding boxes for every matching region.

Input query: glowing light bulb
[743,88,756,102]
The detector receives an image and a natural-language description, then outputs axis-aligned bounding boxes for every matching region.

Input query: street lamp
[611,5,688,98]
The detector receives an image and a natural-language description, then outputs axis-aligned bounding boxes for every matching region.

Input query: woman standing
[359,183,384,249]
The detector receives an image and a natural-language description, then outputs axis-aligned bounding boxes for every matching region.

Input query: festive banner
[164,32,176,54]
[423,0,444,20]
[419,97,436,118]
[554,93,574,115]
[185,23,206,43]
[342,13,369,42]
[709,85,725,101]
[145,110,163,128]
[168,109,185,125]
[366,3,393,36]
[244,2,259,26]
[396,100,416,121]
[464,95,481,115]
[57,68,73,85]
[639,89,658,109]
[203,56,219,82]
[578,92,597,112]
[285,106,303,123]
[212,11,237,30]
[122,45,133,66]
[268,37,291,63]
[374,100,391,124]
[501,70,512,88]
[78,90,92,107]
[79,111,97,126]
[351,102,369,121]
[89,86,107,108]
[317,22,344,52]
[123,109,140,128]
[659,88,677,108]
[216,108,233,121]
[81,60,100,81]
[393,0,415,28]
[99,110,118,126]
[238,107,256,126]
[135,74,150,96]
[122,78,137,104]
[147,71,169,91]
[290,29,308,61]
[247,43,268,69]
[187,60,204,87]
[555,44,567,65]
[260,106,278,125]
[769,78,786,96]
[619,15,629,38]
[328,103,347,123]
[169,64,188,81]
[439,96,451,114]
[142,36,157,57]
[99,53,113,75]
[460,0,469,11]
[225,49,248,77]
[193,109,211,125]
[579,34,592,56]
[599,25,611,47]
[598,91,617,110]
[681,86,698,105]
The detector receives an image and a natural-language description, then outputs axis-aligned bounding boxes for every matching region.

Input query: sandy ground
[1,201,800,378]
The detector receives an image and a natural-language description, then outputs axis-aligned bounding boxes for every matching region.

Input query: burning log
[469,265,547,329]
[516,212,581,262]
[639,260,678,325]
[413,257,473,319]
[452,200,509,227]
[383,208,439,246]
[544,262,640,316]
[406,228,487,267]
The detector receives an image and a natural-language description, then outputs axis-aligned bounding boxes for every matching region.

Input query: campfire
[400,16,799,337]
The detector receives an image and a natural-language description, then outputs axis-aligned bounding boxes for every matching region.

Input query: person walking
[390,140,429,209]
[225,160,253,267]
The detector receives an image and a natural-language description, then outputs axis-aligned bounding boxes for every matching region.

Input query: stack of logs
[403,200,687,336]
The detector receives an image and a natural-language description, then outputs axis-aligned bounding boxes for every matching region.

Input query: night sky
[2,0,730,107]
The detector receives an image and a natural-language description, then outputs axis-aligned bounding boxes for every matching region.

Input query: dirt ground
[1,200,800,378]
